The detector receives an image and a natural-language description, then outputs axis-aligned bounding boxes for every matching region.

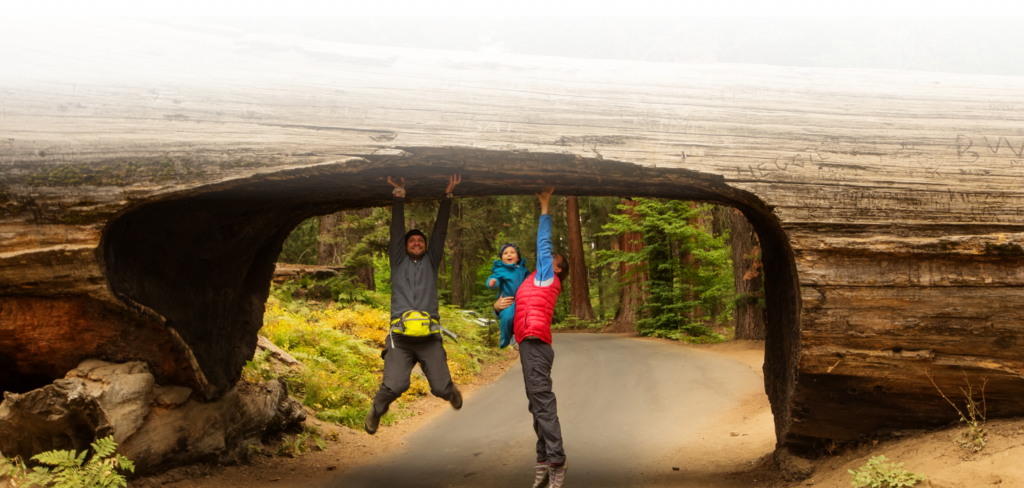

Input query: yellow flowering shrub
[247,290,504,430]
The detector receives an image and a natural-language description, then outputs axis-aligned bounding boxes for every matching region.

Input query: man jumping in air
[365,174,463,435]
[495,186,570,488]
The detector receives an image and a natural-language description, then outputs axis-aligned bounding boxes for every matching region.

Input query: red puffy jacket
[513,271,562,345]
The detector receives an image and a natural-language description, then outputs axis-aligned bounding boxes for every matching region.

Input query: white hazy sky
[9,0,1024,16]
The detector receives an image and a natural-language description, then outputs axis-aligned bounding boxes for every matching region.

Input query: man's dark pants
[372,336,455,416]
[520,337,566,464]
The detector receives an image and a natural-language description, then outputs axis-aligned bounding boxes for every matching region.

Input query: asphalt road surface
[328,334,764,488]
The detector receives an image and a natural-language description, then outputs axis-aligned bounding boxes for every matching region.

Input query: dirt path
[141,335,781,488]
[139,349,521,488]
[329,334,774,488]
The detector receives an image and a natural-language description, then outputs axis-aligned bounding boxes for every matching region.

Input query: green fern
[849,455,926,488]
[276,429,328,458]
[23,436,135,488]
[1,453,27,480]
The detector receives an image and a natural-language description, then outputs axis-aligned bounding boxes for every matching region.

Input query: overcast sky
[9,1,1024,76]
[11,0,1024,16]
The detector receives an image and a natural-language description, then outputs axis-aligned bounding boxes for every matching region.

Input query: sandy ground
[793,418,1024,488]
[648,337,1024,488]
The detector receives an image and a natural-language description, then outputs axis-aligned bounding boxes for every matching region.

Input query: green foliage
[278,217,319,264]
[1,453,27,481]
[241,349,277,383]
[302,425,329,451]
[678,331,728,344]
[450,195,622,324]
[257,277,504,433]
[336,208,391,275]
[16,436,135,488]
[599,199,734,339]
[848,456,926,488]
[552,316,609,331]
[259,297,386,412]
[245,444,262,462]
[276,426,328,458]
[270,273,387,309]
[316,406,398,430]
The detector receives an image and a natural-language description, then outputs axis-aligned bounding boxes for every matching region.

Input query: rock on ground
[0,359,304,474]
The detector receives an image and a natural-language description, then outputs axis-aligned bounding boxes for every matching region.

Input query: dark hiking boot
[532,462,551,488]
[364,405,381,435]
[449,385,463,410]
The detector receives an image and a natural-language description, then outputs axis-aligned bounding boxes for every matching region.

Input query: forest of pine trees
[276,195,767,342]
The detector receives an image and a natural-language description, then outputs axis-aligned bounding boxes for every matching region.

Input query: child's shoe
[548,461,567,487]
[532,461,550,488]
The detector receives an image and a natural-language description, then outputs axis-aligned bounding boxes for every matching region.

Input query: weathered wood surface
[2,20,1024,451]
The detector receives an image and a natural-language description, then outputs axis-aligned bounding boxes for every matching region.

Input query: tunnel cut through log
[98,150,803,446]
[5,22,1024,453]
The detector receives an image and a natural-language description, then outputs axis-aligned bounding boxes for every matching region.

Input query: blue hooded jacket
[487,254,529,349]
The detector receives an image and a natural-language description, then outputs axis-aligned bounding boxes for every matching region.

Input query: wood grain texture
[2,20,1023,451]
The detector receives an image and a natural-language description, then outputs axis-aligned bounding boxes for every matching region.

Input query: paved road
[328,334,763,488]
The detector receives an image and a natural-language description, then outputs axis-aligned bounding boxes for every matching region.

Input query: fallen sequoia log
[1,20,1023,456]
[272,263,344,284]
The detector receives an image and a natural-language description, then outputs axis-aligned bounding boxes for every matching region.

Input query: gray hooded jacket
[388,196,452,331]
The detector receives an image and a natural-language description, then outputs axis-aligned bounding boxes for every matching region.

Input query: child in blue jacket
[487,243,530,348]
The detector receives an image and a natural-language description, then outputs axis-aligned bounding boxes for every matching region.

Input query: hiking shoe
[449,385,463,410]
[364,405,380,435]
[548,462,567,488]
[532,462,550,488]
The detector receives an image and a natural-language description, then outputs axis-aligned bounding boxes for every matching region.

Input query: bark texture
[565,196,596,320]
[2,21,1024,452]
[730,208,767,340]
[615,199,647,326]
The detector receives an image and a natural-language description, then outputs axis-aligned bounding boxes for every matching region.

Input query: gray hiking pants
[372,336,455,416]
[520,338,566,464]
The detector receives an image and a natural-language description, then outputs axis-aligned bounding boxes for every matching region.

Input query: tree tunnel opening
[100,147,801,445]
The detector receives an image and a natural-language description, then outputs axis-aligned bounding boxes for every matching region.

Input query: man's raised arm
[427,174,461,268]
[387,176,406,264]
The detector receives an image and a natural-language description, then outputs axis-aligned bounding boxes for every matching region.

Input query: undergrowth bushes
[244,281,505,430]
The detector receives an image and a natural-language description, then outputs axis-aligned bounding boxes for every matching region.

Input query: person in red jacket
[495,186,570,488]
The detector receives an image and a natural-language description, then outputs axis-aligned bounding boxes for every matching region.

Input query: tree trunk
[615,199,646,325]
[565,196,596,320]
[317,213,340,266]
[347,208,377,291]
[353,262,376,292]
[450,202,464,307]
[318,209,376,291]
[729,208,766,340]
